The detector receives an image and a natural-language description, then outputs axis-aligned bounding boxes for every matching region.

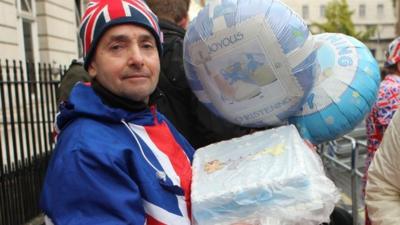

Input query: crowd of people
[39,0,400,224]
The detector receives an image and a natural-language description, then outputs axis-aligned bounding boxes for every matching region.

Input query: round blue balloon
[289,33,380,144]
[183,0,317,127]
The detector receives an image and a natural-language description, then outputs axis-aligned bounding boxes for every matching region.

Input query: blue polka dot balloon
[289,33,380,144]
[183,0,317,127]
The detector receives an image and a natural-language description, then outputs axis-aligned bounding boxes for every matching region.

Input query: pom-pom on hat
[385,37,400,68]
[79,0,163,70]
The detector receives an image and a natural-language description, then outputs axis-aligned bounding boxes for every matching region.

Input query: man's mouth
[123,73,148,79]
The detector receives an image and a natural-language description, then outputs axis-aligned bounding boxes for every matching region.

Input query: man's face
[88,24,160,103]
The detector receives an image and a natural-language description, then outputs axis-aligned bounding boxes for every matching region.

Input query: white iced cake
[191,125,339,225]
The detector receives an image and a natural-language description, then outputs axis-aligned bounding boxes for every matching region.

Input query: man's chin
[122,90,152,103]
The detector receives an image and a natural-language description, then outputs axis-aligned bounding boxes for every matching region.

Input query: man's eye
[142,43,155,49]
[110,44,123,51]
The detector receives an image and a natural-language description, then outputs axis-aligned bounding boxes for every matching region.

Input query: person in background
[363,37,400,225]
[56,58,90,105]
[40,0,193,224]
[366,109,400,225]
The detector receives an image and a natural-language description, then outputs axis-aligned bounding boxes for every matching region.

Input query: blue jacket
[40,83,194,225]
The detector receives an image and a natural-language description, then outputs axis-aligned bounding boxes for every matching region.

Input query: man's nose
[127,45,144,67]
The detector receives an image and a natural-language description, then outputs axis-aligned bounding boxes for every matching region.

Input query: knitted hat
[385,37,400,68]
[79,0,163,70]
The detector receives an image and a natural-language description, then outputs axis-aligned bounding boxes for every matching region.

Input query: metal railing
[320,135,367,225]
[0,59,65,225]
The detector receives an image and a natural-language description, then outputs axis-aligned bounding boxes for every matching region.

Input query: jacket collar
[158,19,185,38]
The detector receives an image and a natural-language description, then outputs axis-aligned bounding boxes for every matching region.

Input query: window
[359,4,366,18]
[22,20,34,64]
[22,19,37,93]
[302,5,309,19]
[17,0,37,63]
[17,0,38,94]
[320,5,326,17]
[377,4,384,17]
[21,0,32,12]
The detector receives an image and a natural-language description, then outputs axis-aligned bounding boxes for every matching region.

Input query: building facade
[280,0,397,64]
[0,0,87,66]
[193,0,397,64]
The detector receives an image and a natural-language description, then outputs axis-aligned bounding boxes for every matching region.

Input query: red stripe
[377,102,389,107]
[146,215,166,225]
[107,0,125,19]
[84,3,106,55]
[388,89,399,100]
[144,123,192,216]
[81,1,102,55]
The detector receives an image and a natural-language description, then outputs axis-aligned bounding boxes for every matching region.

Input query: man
[363,36,400,225]
[40,1,193,224]
[146,0,252,149]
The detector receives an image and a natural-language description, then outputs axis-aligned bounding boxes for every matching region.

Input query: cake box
[191,125,339,225]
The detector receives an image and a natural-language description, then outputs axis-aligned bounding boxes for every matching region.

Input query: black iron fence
[0,59,66,225]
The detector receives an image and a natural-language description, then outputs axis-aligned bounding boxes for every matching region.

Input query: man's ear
[87,61,97,78]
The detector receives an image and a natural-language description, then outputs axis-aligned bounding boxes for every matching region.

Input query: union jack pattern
[79,0,161,57]
[41,83,193,225]
[385,37,400,66]
[366,74,400,154]
[127,122,192,225]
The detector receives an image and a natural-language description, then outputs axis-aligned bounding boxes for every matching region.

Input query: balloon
[289,33,380,144]
[183,0,317,127]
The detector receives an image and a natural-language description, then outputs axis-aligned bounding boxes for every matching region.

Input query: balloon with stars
[289,33,380,144]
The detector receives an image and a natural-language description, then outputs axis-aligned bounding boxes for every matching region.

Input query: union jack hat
[79,0,163,70]
[385,36,400,68]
